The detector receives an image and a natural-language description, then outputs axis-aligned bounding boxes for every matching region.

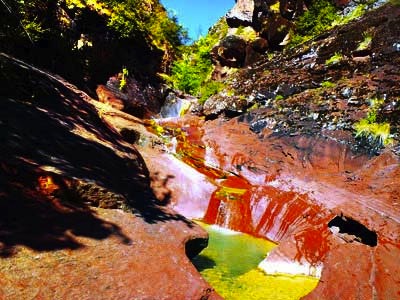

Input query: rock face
[0,53,220,300]
[135,113,400,299]
[226,0,256,27]
[103,3,400,299]
[259,14,292,48]
[211,35,248,67]
[213,0,391,69]
[203,3,400,154]
[96,75,163,118]
[203,93,249,118]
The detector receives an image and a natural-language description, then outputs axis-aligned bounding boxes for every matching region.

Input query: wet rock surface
[136,113,400,299]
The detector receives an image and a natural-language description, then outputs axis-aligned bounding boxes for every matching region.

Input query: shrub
[288,1,371,48]
[354,119,393,147]
[289,0,338,46]
[353,98,393,151]
[170,53,203,94]
[162,18,228,98]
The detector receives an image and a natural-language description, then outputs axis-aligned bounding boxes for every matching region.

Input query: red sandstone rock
[0,54,220,300]
[125,114,400,299]
[96,84,125,111]
[0,207,220,300]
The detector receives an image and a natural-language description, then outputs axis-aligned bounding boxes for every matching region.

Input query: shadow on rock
[0,53,194,256]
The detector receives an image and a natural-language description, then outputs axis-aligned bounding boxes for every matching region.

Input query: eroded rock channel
[1,0,400,299]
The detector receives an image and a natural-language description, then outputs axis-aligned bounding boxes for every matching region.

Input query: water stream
[147,118,319,298]
[192,222,318,300]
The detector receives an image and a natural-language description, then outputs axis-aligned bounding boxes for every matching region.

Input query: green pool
[192,222,319,300]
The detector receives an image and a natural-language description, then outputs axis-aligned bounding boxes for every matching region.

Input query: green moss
[356,32,373,51]
[325,52,343,66]
[354,120,393,146]
[331,4,367,27]
[320,81,336,88]
[270,2,280,13]
[248,103,259,111]
[235,26,257,42]
[199,81,225,104]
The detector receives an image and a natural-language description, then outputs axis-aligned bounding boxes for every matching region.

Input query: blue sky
[160,0,235,41]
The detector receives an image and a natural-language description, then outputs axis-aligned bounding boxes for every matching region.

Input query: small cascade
[204,176,254,234]
[159,94,192,118]
[145,116,327,295]
[146,116,333,269]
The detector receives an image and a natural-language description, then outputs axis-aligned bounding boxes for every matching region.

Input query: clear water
[192,222,319,300]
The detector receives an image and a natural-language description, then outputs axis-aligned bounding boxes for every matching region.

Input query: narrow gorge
[1,0,399,299]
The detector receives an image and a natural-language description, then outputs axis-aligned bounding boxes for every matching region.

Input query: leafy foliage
[119,67,129,90]
[162,18,228,99]
[0,0,187,88]
[288,0,372,47]
[0,0,51,45]
[103,0,188,49]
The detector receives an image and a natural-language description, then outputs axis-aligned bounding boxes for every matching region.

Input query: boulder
[260,14,293,48]
[250,37,269,52]
[95,75,163,118]
[96,85,125,111]
[226,0,256,27]
[202,93,249,118]
[211,35,248,67]
[244,37,269,65]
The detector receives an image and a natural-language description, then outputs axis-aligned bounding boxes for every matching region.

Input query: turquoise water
[192,222,319,300]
